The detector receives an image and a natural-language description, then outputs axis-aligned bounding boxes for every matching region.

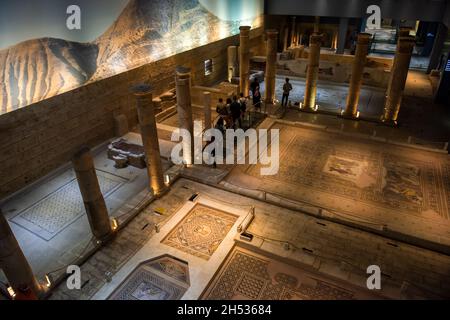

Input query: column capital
[266,29,279,38]
[239,26,251,34]
[176,66,191,80]
[131,83,152,96]
[398,27,412,37]
[72,146,94,171]
[357,33,372,44]
[310,34,322,45]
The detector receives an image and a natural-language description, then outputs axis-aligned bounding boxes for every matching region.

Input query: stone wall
[0,28,264,200]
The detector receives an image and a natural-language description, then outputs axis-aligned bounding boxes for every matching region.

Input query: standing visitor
[281,78,293,107]
[250,78,260,97]
[253,87,262,111]
[230,96,242,129]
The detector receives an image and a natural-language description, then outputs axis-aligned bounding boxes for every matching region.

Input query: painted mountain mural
[0,0,262,114]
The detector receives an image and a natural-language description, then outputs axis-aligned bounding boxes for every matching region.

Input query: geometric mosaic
[161,204,238,260]
[245,123,450,220]
[10,170,125,241]
[108,255,190,300]
[202,247,358,300]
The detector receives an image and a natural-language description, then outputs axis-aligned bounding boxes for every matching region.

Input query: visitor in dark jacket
[253,87,262,111]
[230,96,242,129]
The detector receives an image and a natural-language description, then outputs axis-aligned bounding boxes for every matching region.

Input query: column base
[299,102,319,113]
[380,117,398,127]
[154,185,170,199]
[340,109,360,120]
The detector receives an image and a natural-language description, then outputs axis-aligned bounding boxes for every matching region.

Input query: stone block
[113,114,129,137]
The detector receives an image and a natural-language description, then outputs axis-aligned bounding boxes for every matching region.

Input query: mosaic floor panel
[109,255,190,300]
[244,123,450,220]
[161,204,238,260]
[10,170,126,240]
[202,247,376,300]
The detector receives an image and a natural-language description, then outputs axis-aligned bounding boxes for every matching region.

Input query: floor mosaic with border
[161,204,238,260]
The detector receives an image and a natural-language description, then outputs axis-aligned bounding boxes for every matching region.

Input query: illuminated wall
[0,0,263,114]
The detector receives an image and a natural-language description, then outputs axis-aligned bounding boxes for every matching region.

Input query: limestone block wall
[0,28,264,200]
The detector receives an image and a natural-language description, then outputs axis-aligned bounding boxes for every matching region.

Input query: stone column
[0,211,41,299]
[302,34,322,111]
[175,66,194,166]
[203,92,212,130]
[343,33,371,118]
[290,16,296,47]
[227,46,238,82]
[133,84,167,196]
[336,18,349,54]
[398,27,411,38]
[239,26,251,96]
[264,30,278,105]
[381,36,415,125]
[283,26,289,52]
[314,16,320,33]
[296,25,301,46]
[427,23,448,73]
[72,147,112,241]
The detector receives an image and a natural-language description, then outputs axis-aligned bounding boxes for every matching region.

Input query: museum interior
[0,0,450,301]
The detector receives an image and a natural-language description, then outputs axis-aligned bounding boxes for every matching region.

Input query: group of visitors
[215,94,248,131]
[214,77,294,132]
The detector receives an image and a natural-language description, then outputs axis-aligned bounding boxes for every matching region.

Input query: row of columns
[0,79,173,299]
[261,26,414,124]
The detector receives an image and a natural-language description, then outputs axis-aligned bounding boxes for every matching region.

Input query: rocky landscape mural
[0,0,262,114]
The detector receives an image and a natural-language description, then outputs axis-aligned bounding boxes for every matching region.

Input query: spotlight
[164,174,170,186]
[111,218,119,232]
[45,274,52,288]
[7,286,16,299]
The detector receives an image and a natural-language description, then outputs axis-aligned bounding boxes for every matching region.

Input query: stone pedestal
[72,147,112,241]
[264,30,278,105]
[302,34,322,111]
[0,212,41,299]
[381,36,415,125]
[239,26,251,96]
[133,84,167,196]
[227,46,238,82]
[343,33,371,118]
[113,114,129,137]
[203,92,212,130]
[175,66,194,166]
[152,98,163,114]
